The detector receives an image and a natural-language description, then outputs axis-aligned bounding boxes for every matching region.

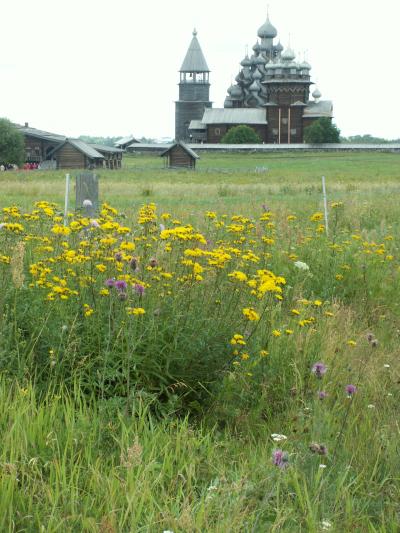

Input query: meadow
[0,151,399,532]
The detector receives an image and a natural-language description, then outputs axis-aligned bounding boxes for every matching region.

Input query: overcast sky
[1,0,399,140]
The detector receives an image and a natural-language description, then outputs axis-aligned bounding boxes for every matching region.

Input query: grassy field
[0,151,399,532]
[1,151,400,214]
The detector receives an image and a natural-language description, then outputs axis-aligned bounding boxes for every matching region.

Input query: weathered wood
[75,173,99,216]
[162,144,197,169]
[58,144,86,169]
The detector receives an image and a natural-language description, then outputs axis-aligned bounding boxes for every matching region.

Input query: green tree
[304,118,341,144]
[221,125,262,144]
[0,118,25,166]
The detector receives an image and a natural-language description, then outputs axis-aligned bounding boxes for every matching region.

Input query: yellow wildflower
[83,304,94,317]
[242,308,260,321]
[230,334,246,346]
[126,307,146,316]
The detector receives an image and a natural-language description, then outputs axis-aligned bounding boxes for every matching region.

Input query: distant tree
[220,125,262,144]
[0,118,25,166]
[79,135,121,147]
[340,134,400,144]
[304,118,341,144]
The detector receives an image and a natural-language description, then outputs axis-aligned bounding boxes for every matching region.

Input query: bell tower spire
[175,29,212,141]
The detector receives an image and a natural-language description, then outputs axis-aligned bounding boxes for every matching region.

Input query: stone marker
[75,173,99,217]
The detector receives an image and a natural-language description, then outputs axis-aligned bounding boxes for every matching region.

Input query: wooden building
[18,124,66,163]
[16,124,123,169]
[160,141,199,169]
[180,16,333,144]
[115,135,140,150]
[49,139,105,169]
[175,29,212,142]
[90,144,123,169]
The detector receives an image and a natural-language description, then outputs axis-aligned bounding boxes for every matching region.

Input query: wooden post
[278,108,281,144]
[322,175,329,236]
[64,173,70,226]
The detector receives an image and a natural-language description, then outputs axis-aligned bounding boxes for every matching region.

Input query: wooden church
[175,17,333,144]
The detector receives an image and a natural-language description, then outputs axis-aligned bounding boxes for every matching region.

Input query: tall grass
[0,155,400,531]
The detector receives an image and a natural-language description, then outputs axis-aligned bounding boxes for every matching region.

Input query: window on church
[215,128,221,135]
[290,129,297,135]
[281,118,288,125]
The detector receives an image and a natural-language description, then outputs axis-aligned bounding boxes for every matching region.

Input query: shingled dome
[240,55,252,67]
[281,47,296,61]
[258,16,278,39]
[180,29,210,72]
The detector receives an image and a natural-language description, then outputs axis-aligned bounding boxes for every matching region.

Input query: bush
[0,202,287,413]
[303,117,340,144]
[221,125,262,144]
[0,118,25,166]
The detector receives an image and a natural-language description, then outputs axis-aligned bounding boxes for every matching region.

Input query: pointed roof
[160,141,200,160]
[49,139,104,159]
[180,29,210,72]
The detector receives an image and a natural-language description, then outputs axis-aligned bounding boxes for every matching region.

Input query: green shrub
[220,125,262,144]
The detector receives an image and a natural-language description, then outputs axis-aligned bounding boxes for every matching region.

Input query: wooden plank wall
[169,146,194,168]
[57,144,86,169]
[24,135,59,162]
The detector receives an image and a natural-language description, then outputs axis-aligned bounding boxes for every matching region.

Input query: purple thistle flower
[345,384,357,396]
[134,283,145,296]
[312,362,327,379]
[272,449,289,468]
[105,278,115,288]
[115,280,128,292]
[318,390,327,400]
[114,252,123,262]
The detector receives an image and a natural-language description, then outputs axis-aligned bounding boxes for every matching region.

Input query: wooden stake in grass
[64,173,70,226]
[322,175,329,236]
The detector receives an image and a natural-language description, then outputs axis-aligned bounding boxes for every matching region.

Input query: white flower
[160,223,165,232]
[271,433,287,442]
[319,464,327,469]
[321,519,332,530]
[294,261,309,271]
[90,219,100,227]
[83,199,93,208]
[383,364,390,368]
[367,404,375,409]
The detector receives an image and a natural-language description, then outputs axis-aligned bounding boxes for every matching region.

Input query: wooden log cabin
[160,141,199,169]
[90,144,123,169]
[49,139,105,169]
[16,124,123,169]
[18,124,66,163]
